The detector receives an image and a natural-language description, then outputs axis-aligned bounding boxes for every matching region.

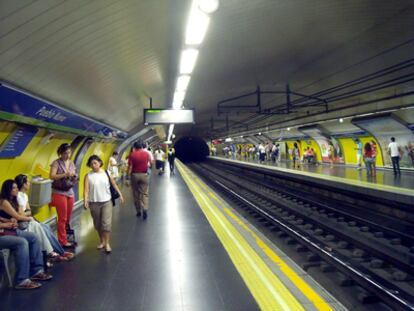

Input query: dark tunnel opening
[174,136,209,163]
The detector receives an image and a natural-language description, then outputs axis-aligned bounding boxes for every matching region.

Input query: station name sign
[0,84,127,138]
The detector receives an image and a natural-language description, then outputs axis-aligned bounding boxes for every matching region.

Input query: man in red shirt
[128,141,153,219]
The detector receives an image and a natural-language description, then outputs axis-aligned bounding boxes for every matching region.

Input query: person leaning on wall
[49,143,78,248]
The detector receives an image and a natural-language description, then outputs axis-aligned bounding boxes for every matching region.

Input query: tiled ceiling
[1,0,413,135]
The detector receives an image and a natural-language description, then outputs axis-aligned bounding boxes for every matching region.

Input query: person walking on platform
[154,146,165,175]
[84,155,124,253]
[50,143,78,248]
[258,143,266,163]
[128,141,152,219]
[388,137,402,175]
[107,151,119,180]
[355,139,363,170]
[292,142,300,168]
[363,142,374,177]
[168,147,176,175]
[370,140,377,177]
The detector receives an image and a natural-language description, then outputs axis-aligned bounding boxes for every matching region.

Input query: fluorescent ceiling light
[172,100,183,109]
[168,124,175,141]
[180,49,199,74]
[176,75,191,92]
[185,2,210,45]
[173,90,186,102]
[197,0,219,14]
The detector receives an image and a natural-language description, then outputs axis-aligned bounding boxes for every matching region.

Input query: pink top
[51,159,77,197]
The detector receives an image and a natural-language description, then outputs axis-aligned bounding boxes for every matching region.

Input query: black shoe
[136,211,141,217]
[143,211,147,220]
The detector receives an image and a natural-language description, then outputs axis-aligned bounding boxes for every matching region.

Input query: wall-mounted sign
[0,125,38,158]
[0,84,127,138]
[144,109,195,125]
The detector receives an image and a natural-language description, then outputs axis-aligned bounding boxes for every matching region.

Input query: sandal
[48,255,67,262]
[15,280,42,290]
[97,244,105,250]
[105,245,112,254]
[63,252,75,260]
[31,272,53,281]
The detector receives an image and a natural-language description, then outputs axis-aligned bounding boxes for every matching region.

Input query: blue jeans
[392,156,400,174]
[40,223,65,256]
[0,231,44,285]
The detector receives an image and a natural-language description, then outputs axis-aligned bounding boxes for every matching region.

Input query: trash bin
[29,178,52,207]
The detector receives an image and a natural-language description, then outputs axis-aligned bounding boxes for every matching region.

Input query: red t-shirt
[128,150,150,173]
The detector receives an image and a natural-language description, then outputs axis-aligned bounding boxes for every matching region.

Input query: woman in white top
[14,174,74,262]
[84,155,124,253]
[108,151,119,179]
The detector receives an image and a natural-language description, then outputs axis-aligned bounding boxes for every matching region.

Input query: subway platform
[0,161,344,311]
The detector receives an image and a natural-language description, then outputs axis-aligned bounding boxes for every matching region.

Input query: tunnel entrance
[174,136,209,163]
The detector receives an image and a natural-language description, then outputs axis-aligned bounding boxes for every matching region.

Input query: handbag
[18,221,29,230]
[52,160,77,191]
[105,170,120,206]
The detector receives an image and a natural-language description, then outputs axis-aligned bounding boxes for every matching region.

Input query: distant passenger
[84,155,124,253]
[258,143,266,163]
[145,145,154,176]
[370,141,377,177]
[154,146,165,175]
[108,151,119,179]
[363,143,374,177]
[292,143,300,168]
[328,143,334,167]
[128,141,152,219]
[50,143,78,248]
[388,137,402,175]
[408,143,414,167]
[0,180,53,289]
[168,148,176,175]
[355,139,363,170]
[15,174,74,262]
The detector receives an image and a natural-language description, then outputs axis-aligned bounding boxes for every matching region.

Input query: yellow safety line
[216,201,332,310]
[177,161,305,311]
[196,175,333,311]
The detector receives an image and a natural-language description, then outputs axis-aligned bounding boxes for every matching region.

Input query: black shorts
[156,160,164,170]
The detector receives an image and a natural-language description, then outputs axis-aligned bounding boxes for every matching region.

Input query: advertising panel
[299,126,344,163]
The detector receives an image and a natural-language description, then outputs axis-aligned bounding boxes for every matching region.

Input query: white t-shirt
[108,156,119,178]
[17,192,29,210]
[154,150,165,161]
[87,171,111,202]
[388,142,400,157]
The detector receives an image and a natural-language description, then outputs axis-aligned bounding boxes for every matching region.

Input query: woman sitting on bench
[15,174,74,262]
[0,180,53,289]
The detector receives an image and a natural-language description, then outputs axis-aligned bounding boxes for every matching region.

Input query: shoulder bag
[105,170,120,206]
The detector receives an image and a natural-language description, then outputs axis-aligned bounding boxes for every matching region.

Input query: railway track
[189,161,414,311]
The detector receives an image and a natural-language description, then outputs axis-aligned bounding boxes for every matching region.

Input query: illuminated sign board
[144,109,195,125]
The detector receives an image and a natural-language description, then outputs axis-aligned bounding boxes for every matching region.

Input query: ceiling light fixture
[179,49,199,74]
[197,0,220,14]
[185,2,210,45]
[176,75,191,92]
